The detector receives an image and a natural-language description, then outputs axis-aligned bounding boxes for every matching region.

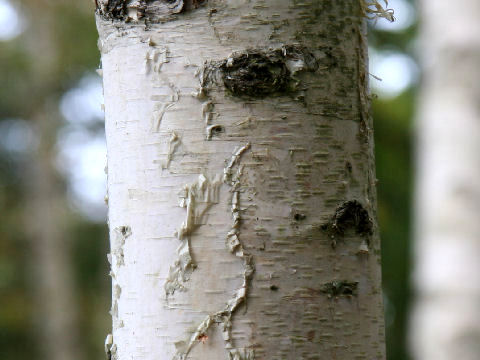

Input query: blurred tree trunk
[413,1,480,359]
[25,111,85,360]
[20,2,87,359]
[96,1,385,359]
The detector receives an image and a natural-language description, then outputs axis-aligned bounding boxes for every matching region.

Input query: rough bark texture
[97,1,385,359]
[413,1,480,359]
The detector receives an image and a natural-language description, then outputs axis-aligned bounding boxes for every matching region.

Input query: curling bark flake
[96,1,385,359]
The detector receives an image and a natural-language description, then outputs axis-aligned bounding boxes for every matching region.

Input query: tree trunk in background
[21,1,87,358]
[412,1,480,359]
[96,1,385,359]
[25,111,85,360]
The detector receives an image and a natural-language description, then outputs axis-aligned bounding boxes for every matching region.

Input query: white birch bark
[96,1,385,359]
[412,1,480,359]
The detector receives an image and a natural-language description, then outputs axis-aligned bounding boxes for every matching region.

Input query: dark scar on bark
[221,51,290,97]
[200,45,318,98]
[119,225,131,236]
[319,281,358,298]
[294,213,307,221]
[96,0,129,19]
[321,200,373,248]
[211,125,224,134]
[96,0,205,21]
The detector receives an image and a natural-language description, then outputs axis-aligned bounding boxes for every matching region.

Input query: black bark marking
[97,0,129,19]
[97,0,204,21]
[221,50,290,97]
[200,45,318,99]
[321,200,373,248]
[321,281,358,298]
[345,161,353,174]
[119,225,131,236]
[210,124,224,134]
[294,213,306,221]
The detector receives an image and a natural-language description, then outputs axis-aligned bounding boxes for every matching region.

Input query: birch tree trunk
[96,1,385,359]
[412,1,480,359]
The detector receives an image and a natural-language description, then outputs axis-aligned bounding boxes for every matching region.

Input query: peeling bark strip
[109,227,130,332]
[360,0,395,22]
[163,131,180,169]
[172,144,254,360]
[105,333,117,360]
[165,174,222,296]
[322,200,373,247]
[112,226,131,267]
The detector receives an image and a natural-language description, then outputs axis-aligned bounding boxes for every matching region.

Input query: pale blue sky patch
[369,49,419,98]
[372,0,416,32]
[57,73,106,221]
[60,74,104,125]
[56,127,107,221]
[0,118,38,154]
[0,0,25,41]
